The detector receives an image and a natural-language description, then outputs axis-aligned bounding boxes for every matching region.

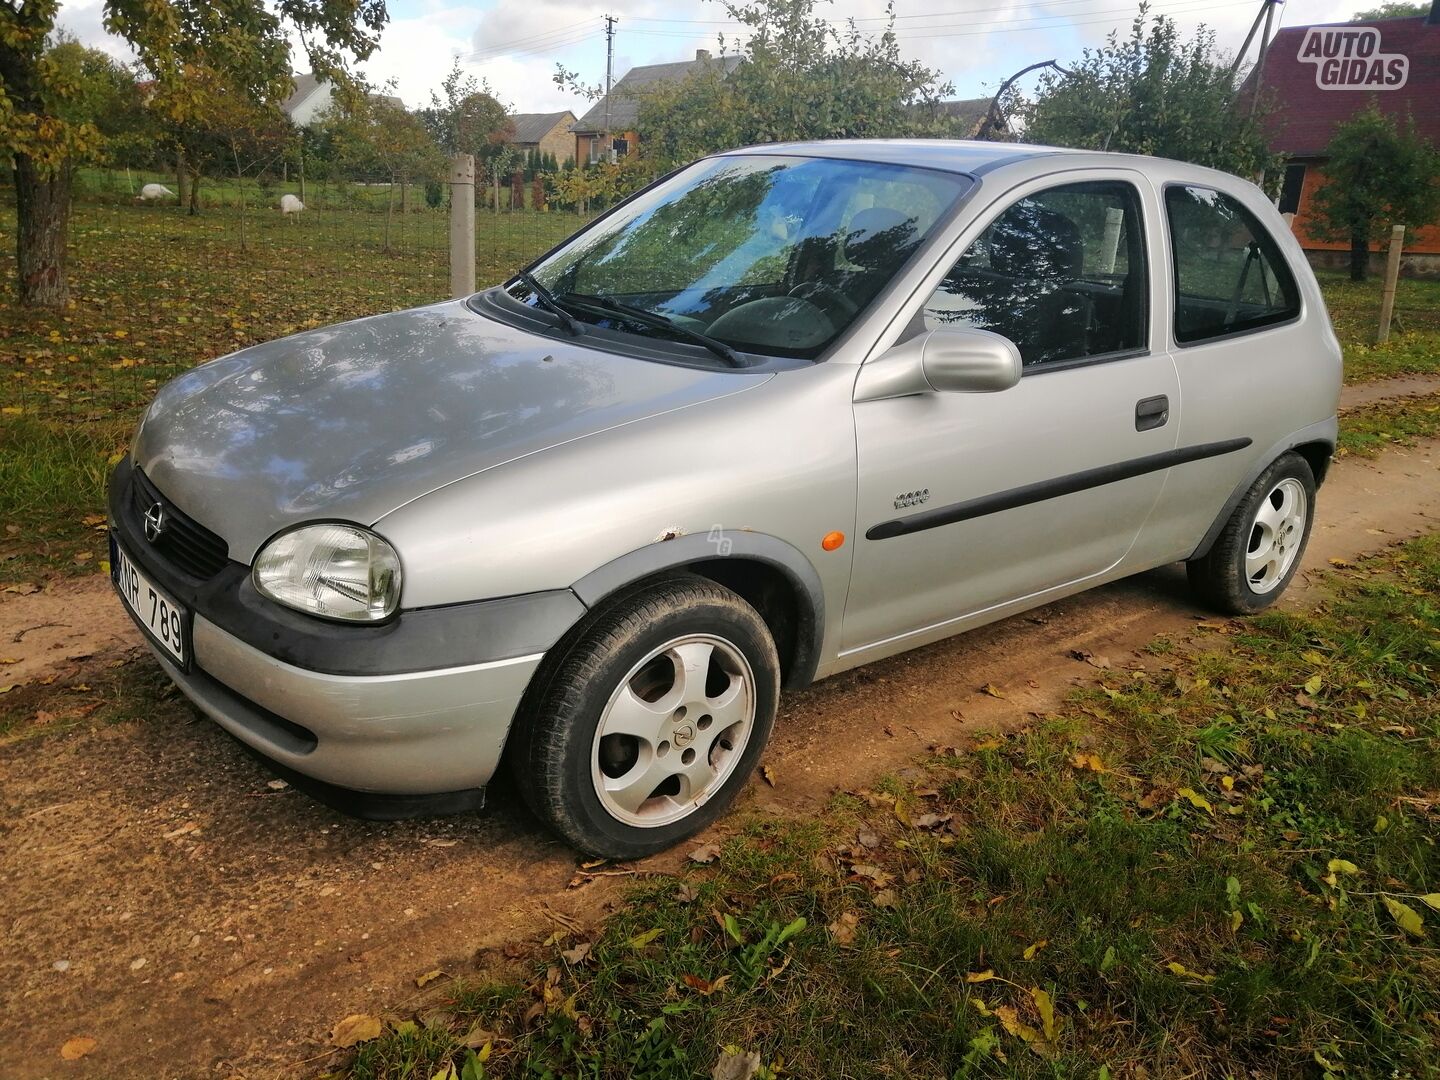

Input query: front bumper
[145,616,542,801]
[108,457,582,813]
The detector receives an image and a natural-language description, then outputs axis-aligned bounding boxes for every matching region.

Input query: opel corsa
[110,141,1342,857]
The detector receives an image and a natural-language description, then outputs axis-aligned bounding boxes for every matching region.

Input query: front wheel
[508,576,780,859]
[1187,452,1317,614]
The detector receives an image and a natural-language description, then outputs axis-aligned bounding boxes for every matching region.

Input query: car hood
[133,300,772,563]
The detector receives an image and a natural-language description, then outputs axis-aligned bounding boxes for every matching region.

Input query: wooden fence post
[449,154,475,299]
[1377,224,1405,344]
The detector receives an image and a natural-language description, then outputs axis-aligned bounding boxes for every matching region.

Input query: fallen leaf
[711,1047,761,1080]
[331,1014,383,1048]
[965,969,996,983]
[873,888,899,909]
[855,830,880,849]
[759,765,776,787]
[674,883,698,903]
[828,911,861,946]
[627,927,664,949]
[1023,939,1049,960]
[1418,893,1440,912]
[912,812,951,830]
[560,942,592,965]
[1071,752,1105,773]
[688,842,721,864]
[1176,787,1214,814]
[1165,961,1215,984]
[60,1037,96,1060]
[849,863,893,887]
[1382,896,1426,937]
[1327,859,1360,876]
[681,972,731,995]
[980,683,1006,699]
[415,968,443,988]
[1030,986,1060,1043]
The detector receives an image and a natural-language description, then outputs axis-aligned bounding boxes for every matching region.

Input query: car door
[840,172,1181,659]
[1131,182,1322,563]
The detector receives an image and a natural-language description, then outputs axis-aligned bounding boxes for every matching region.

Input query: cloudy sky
[57,0,1365,116]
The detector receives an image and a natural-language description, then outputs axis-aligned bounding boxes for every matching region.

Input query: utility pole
[1248,0,1279,120]
[1231,0,1282,76]
[604,14,616,163]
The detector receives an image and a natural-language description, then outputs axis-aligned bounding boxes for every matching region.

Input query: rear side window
[923,180,1148,368]
[1165,185,1300,344]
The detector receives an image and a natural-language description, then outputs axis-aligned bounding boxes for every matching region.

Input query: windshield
[517,154,972,361]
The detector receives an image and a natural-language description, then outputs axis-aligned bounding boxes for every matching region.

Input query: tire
[1187,452,1317,615]
[507,575,780,859]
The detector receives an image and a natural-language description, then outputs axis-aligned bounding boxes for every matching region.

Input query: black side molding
[867,438,1253,541]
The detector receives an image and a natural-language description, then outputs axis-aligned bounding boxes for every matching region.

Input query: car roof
[717,139,1251,191]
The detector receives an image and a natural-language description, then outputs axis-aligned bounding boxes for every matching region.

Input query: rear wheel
[509,576,779,859]
[1187,452,1316,614]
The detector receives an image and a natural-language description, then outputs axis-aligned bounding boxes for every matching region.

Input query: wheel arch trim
[571,531,826,689]
[1188,416,1337,561]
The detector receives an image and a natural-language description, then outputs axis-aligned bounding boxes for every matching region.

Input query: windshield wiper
[514,270,585,337]
[561,292,745,368]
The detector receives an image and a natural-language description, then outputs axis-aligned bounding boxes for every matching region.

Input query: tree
[1352,2,1427,18]
[1307,104,1440,281]
[0,0,386,306]
[1019,7,1279,180]
[149,64,289,226]
[419,58,511,159]
[327,94,442,250]
[632,0,959,169]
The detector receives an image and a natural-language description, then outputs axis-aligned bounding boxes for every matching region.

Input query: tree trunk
[176,151,188,208]
[1349,228,1368,283]
[188,169,202,216]
[384,176,394,253]
[14,154,71,307]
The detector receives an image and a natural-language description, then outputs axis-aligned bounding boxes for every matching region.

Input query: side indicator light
[822,531,846,551]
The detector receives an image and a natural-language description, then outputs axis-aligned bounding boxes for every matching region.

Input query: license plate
[111,534,190,667]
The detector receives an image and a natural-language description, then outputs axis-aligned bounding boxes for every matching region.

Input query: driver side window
[923,181,1148,368]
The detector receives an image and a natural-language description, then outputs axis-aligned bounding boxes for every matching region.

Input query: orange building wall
[1289,160,1440,255]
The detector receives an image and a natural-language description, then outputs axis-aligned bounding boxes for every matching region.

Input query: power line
[458,18,601,62]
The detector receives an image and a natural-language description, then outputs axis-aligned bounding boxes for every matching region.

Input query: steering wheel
[788,281,859,324]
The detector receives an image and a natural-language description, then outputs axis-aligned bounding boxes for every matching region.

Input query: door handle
[1135,395,1169,431]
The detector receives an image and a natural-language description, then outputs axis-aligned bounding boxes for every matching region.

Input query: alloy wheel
[590,634,756,828]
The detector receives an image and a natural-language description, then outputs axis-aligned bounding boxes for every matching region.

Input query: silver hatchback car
[110,140,1341,857]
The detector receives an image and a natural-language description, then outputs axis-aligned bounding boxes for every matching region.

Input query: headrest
[844,208,916,269]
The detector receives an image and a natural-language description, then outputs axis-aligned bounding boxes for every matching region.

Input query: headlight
[252,524,402,623]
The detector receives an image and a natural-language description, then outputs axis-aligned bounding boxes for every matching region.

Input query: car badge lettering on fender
[143,501,167,542]
[894,488,931,510]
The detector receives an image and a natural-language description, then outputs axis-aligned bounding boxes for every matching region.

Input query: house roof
[573,52,744,133]
[508,111,576,144]
[282,72,322,115]
[1249,15,1440,158]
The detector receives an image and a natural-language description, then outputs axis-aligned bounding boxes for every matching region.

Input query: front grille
[129,469,230,580]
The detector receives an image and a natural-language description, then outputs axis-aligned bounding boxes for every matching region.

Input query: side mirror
[853,328,1022,402]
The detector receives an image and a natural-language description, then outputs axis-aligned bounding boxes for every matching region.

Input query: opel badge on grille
[142,501,167,542]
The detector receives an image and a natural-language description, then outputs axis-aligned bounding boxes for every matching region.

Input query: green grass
[1338,391,1440,457]
[1318,269,1440,383]
[323,535,1440,1080]
[0,199,581,583]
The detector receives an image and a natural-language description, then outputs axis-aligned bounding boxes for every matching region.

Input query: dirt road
[2,417,1437,1079]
